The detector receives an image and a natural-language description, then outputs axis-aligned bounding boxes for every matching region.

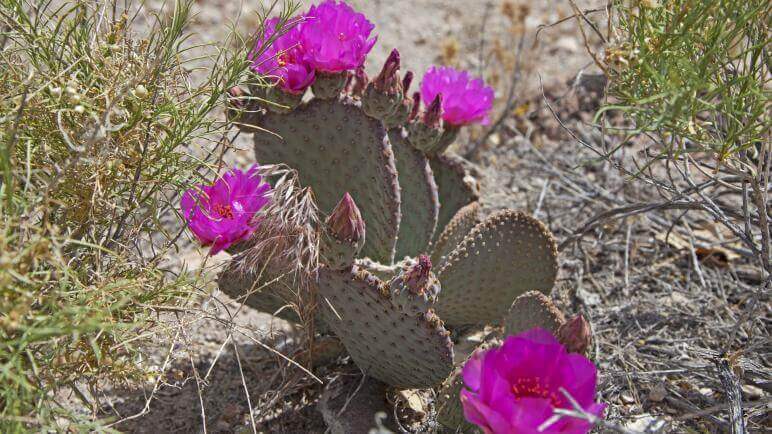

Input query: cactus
[216,2,567,431]
[504,290,566,336]
[435,211,559,329]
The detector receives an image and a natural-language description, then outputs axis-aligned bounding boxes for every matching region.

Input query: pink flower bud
[423,93,443,129]
[402,70,414,94]
[408,91,421,123]
[326,192,365,244]
[556,314,592,354]
[403,254,432,294]
[373,48,401,93]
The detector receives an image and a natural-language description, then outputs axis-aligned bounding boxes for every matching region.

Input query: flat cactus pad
[504,291,566,336]
[429,154,479,240]
[317,265,454,388]
[252,98,400,264]
[435,211,558,328]
[217,260,302,324]
[430,201,481,269]
[389,128,439,259]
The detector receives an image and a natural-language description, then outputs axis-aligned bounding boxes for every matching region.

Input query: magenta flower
[180,165,271,255]
[300,0,377,72]
[461,329,605,434]
[420,66,494,126]
[249,17,315,94]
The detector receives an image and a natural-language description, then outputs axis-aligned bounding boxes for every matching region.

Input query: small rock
[648,383,667,402]
[396,390,426,418]
[742,384,763,400]
[625,414,667,431]
[620,393,636,404]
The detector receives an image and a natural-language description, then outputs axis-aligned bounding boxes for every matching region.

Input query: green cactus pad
[317,265,454,388]
[389,128,439,259]
[252,98,400,264]
[504,291,566,336]
[318,373,398,434]
[436,338,497,433]
[217,260,301,324]
[436,369,478,433]
[435,211,558,328]
[429,154,479,239]
[430,201,481,269]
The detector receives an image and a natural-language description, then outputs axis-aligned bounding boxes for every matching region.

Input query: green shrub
[602,0,770,161]
[0,0,268,430]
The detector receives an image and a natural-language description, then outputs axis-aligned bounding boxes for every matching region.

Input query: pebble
[648,383,667,402]
[742,384,763,400]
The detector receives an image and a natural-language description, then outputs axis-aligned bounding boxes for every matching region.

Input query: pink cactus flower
[300,0,377,72]
[249,17,316,94]
[180,165,271,255]
[461,329,605,434]
[420,66,494,126]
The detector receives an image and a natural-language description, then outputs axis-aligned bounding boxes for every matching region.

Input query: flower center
[511,377,562,408]
[213,203,234,219]
[277,51,289,67]
[338,32,346,41]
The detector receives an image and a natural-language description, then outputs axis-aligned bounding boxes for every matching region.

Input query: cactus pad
[252,98,400,264]
[435,369,477,433]
[217,260,302,324]
[317,265,454,388]
[504,291,566,336]
[430,201,481,269]
[435,211,558,328]
[389,128,439,259]
[429,154,479,238]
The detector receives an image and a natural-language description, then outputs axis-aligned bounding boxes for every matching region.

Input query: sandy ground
[80,1,769,433]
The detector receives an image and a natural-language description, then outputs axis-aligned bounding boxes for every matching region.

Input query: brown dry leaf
[655,222,741,267]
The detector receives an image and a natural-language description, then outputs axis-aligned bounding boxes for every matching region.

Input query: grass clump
[0,0,259,430]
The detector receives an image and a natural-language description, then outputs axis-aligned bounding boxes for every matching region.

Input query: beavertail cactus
[218,1,572,432]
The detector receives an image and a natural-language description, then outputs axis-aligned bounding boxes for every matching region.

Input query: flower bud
[402,70,414,95]
[327,192,365,243]
[556,314,592,355]
[362,49,404,119]
[373,48,401,94]
[323,193,366,269]
[403,254,433,294]
[407,93,444,153]
[407,92,421,123]
[388,255,440,313]
[423,94,443,129]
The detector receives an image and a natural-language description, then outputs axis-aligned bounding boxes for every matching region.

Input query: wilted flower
[420,66,494,126]
[556,314,592,355]
[181,165,271,255]
[461,329,605,434]
[249,17,315,94]
[300,0,377,72]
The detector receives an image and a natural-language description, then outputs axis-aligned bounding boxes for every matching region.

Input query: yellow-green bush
[0,0,266,430]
